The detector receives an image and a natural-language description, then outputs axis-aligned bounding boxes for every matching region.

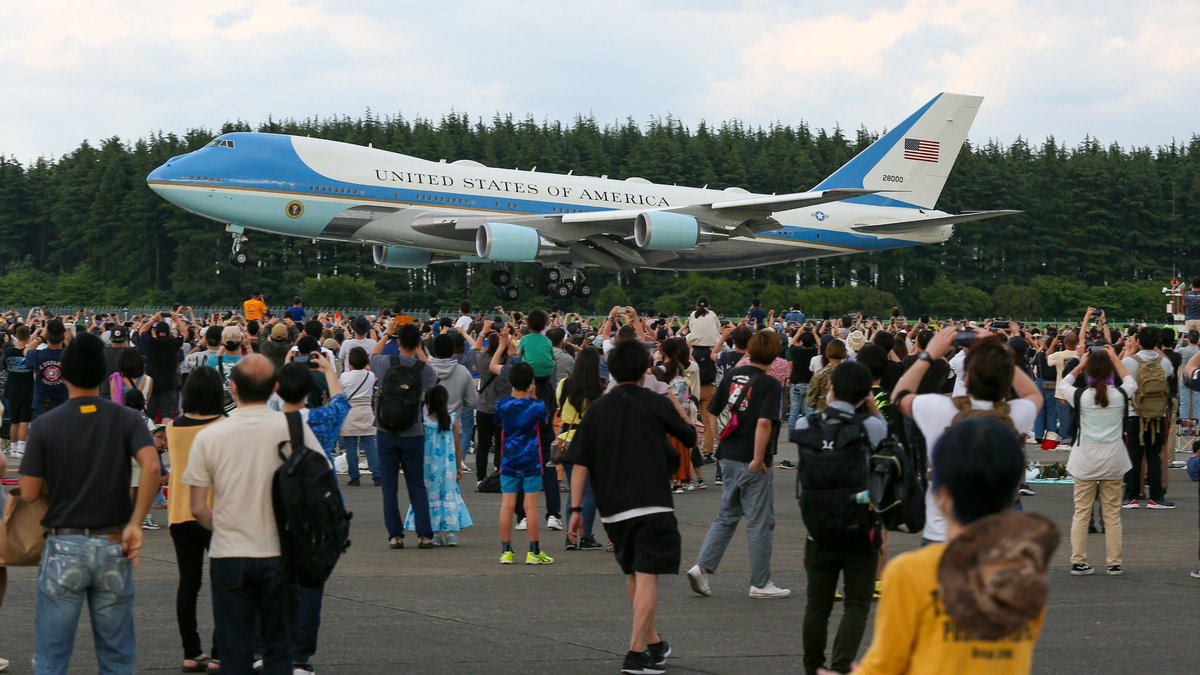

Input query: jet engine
[633,212,700,250]
[372,245,433,269]
[475,222,541,262]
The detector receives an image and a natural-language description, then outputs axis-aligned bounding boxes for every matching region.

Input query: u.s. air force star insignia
[813,211,827,222]
[285,201,305,219]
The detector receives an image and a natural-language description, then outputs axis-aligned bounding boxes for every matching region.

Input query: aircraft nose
[146,154,187,189]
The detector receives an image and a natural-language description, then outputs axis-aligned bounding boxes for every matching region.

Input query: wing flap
[849,210,1021,235]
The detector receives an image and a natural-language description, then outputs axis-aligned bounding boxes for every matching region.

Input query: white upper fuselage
[147,132,948,270]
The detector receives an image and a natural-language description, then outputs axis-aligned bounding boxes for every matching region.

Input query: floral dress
[405,412,473,533]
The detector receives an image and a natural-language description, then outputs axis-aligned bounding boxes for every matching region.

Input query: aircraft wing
[409,188,884,242]
[848,209,1021,235]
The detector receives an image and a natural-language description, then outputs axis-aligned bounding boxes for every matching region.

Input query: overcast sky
[2,0,1198,164]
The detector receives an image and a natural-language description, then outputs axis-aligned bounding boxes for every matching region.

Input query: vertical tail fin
[812,93,983,209]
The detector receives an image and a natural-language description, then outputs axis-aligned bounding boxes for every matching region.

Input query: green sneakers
[499,551,515,565]
[525,551,555,565]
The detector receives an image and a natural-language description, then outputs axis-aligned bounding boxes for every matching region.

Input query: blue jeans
[378,431,432,539]
[210,557,291,675]
[563,463,597,539]
[1057,399,1075,442]
[35,535,136,674]
[696,459,777,588]
[788,383,810,433]
[1033,383,1058,440]
[340,435,380,483]
[460,407,475,454]
[290,583,323,666]
[1181,386,1196,420]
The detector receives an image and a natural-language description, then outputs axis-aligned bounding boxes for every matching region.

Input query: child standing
[495,362,554,565]
[515,309,564,530]
[405,385,473,545]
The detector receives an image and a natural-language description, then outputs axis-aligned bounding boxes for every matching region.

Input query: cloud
[1,0,1199,163]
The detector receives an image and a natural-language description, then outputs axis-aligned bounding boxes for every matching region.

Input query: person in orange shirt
[843,418,1058,675]
[242,292,267,323]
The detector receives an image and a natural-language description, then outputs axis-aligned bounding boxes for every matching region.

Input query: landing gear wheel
[552,283,572,299]
[575,282,593,298]
[503,286,520,302]
[544,268,562,283]
[229,251,249,267]
[495,270,512,286]
[563,279,576,293]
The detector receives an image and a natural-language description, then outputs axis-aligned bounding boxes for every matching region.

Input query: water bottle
[851,490,871,505]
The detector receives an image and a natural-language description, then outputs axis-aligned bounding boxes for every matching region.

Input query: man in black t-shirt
[101,325,138,400]
[689,332,790,600]
[25,319,70,417]
[139,311,187,421]
[3,325,35,457]
[566,340,696,673]
[20,332,159,673]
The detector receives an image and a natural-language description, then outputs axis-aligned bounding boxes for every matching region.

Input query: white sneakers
[688,564,791,598]
[686,565,712,597]
[546,515,564,531]
[515,518,527,530]
[749,581,792,599]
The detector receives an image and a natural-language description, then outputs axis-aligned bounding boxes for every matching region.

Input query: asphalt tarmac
[1,439,1196,674]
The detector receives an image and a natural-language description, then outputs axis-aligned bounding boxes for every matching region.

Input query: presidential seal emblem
[285,201,304,219]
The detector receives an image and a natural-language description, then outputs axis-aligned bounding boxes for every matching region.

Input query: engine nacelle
[372,245,433,269]
[475,222,541,262]
[634,212,700,250]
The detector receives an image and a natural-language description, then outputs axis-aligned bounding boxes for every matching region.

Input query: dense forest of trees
[1,110,1197,320]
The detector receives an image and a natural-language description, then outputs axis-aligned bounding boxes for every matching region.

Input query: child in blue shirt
[495,362,553,565]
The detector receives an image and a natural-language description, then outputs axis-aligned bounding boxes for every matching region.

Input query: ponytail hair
[425,385,452,432]
[694,295,710,318]
[1084,351,1113,408]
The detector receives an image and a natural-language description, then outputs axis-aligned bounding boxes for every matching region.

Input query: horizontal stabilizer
[849,209,1020,235]
[708,188,884,213]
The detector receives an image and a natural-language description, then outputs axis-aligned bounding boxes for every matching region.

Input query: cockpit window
[204,139,236,149]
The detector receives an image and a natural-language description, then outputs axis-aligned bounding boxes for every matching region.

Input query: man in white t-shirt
[184,355,321,673]
[454,301,474,334]
[892,328,1042,544]
[338,317,376,372]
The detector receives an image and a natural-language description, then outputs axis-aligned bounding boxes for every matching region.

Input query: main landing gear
[228,231,249,267]
[488,267,593,301]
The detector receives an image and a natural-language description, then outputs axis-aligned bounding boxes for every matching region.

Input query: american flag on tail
[903,138,939,163]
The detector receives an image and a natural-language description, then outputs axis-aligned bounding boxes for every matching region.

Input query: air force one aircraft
[147,92,1016,300]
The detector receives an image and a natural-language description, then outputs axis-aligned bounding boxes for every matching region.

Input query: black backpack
[791,408,876,547]
[273,412,352,588]
[376,358,424,432]
[692,347,718,386]
[867,435,926,533]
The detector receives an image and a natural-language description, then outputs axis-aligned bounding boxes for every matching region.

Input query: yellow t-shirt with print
[856,543,1045,675]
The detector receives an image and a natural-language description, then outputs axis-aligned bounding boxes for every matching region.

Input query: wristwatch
[916,351,933,363]
[569,506,583,514]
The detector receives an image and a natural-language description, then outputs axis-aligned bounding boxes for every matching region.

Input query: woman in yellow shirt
[849,418,1058,675]
[558,347,604,551]
[165,366,227,672]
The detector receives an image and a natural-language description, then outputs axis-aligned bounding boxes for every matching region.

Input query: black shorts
[8,394,32,424]
[602,512,681,576]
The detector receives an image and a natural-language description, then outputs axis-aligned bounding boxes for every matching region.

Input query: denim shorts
[501,474,543,494]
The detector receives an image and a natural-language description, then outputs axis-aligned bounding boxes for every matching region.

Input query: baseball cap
[271,323,289,340]
[109,325,129,343]
[221,325,243,344]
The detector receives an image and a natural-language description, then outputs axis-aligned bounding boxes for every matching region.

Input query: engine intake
[634,212,699,250]
[372,245,433,269]
[475,222,541,262]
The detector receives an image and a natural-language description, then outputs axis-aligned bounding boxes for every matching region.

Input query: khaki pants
[700,384,717,456]
[1162,405,1177,493]
[1185,319,1200,335]
[1071,478,1123,567]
